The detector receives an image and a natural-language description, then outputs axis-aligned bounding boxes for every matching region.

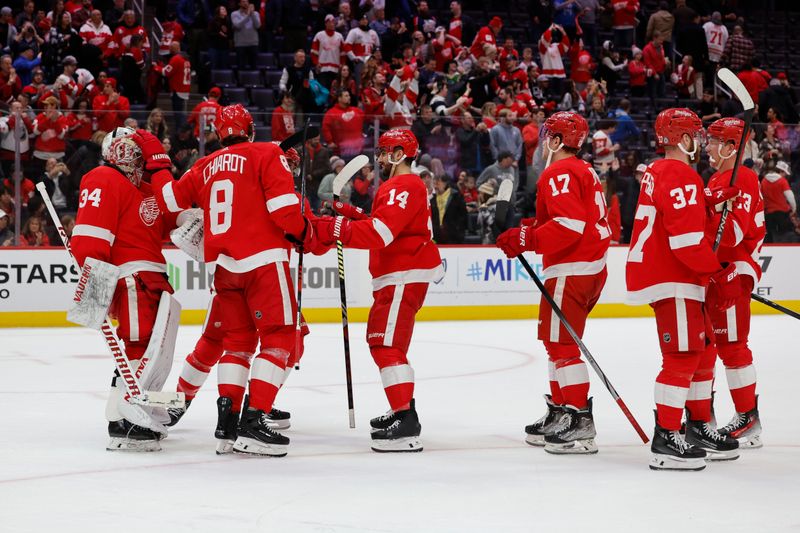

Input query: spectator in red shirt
[612,0,639,52]
[20,215,50,247]
[569,37,595,92]
[470,16,501,59]
[271,91,296,143]
[643,31,668,100]
[321,89,365,159]
[737,61,768,105]
[162,41,191,129]
[107,10,149,60]
[627,49,646,96]
[360,71,386,121]
[188,87,221,138]
[158,13,184,58]
[0,55,22,104]
[92,77,129,133]
[762,164,797,242]
[65,99,94,143]
[32,96,68,174]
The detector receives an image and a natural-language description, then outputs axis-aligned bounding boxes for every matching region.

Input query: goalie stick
[35,182,184,408]
[493,179,650,444]
[332,154,371,428]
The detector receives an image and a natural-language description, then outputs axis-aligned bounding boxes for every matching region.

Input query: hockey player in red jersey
[311,129,444,452]
[71,128,176,451]
[166,147,310,434]
[702,118,766,449]
[146,104,316,457]
[495,111,611,454]
[625,108,742,471]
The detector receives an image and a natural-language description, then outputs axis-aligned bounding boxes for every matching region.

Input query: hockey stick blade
[493,179,514,231]
[333,155,370,197]
[717,68,755,110]
[279,125,320,151]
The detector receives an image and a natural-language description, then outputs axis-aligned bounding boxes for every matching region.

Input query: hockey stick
[294,119,312,370]
[332,154,371,429]
[279,125,320,152]
[494,180,650,444]
[712,68,755,252]
[750,293,800,320]
[35,182,184,408]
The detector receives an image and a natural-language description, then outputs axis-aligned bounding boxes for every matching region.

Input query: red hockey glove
[332,200,369,220]
[707,263,740,312]
[312,215,353,247]
[285,217,318,252]
[131,129,171,172]
[704,185,740,213]
[496,225,536,258]
[520,217,537,227]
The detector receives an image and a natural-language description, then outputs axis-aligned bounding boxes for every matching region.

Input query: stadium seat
[257,52,275,68]
[250,88,275,110]
[254,126,272,141]
[264,70,283,87]
[279,53,296,67]
[238,70,263,88]
[211,70,237,87]
[225,87,249,105]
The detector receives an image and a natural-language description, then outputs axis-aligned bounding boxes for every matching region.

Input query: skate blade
[544,439,598,455]
[703,448,740,461]
[736,434,763,449]
[232,436,288,457]
[525,434,546,447]
[370,436,423,453]
[266,419,291,431]
[649,453,706,471]
[216,439,235,455]
[106,437,161,452]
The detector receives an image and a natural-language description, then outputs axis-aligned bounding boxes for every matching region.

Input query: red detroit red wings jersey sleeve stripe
[626,159,722,304]
[345,173,443,289]
[706,167,765,282]
[153,143,304,273]
[534,157,611,279]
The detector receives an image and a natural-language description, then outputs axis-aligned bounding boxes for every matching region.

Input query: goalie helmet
[215,104,254,143]
[542,111,589,149]
[654,108,704,147]
[101,126,135,161]
[378,128,419,160]
[707,117,744,149]
[105,136,144,186]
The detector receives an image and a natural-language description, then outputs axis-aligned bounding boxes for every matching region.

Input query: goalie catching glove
[131,129,172,172]
[496,225,537,258]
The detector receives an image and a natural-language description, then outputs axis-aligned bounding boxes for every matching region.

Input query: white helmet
[105,136,144,186]
[101,126,135,161]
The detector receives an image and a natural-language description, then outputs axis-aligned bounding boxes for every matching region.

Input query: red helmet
[215,104,254,143]
[654,108,704,147]
[285,147,300,169]
[542,111,589,149]
[378,128,419,159]
[707,117,745,149]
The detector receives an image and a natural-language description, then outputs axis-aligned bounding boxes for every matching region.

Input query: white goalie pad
[170,208,204,262]
[138,291,182,394]
[66,257,120,330]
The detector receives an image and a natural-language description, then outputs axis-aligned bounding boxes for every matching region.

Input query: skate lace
[375,410,395,423]
[702,422,726,442]
[668,430,691,453]
[721,412,746,433]
[551,412,572,434]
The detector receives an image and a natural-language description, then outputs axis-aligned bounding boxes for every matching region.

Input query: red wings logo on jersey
[139,197,160,226]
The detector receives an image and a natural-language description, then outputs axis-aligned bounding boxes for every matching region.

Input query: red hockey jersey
[163,54,191,97]
[533,157,611,279]
[705,167,765,282]
[188,100,220,137]
[152,142,305,273]
[626,159,722,304]
[346,172,443,289]
[72,166,172,277]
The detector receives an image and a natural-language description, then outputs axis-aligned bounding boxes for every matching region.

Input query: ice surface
[1,317,798,532]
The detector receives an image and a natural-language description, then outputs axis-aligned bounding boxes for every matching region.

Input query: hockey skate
[214,397,239,455]
[718,396,763,449]
[107,419,163,452]
[544,398,598,454]
[265,407,291,430]
[370,409,399,433]
[233,408,290,457]
[166,399,192,427]
[650,416,707,471]
[684,408,739,461]
[524,394,566,446]
[370,399,422,453]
